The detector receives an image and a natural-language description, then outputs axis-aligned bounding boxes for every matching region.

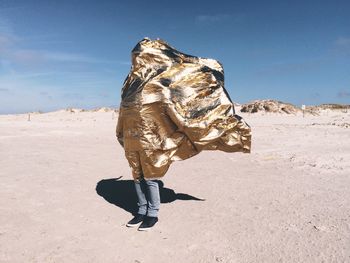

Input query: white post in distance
[301,104,306,118]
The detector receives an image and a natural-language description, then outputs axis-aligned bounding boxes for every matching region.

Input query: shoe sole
[138,222,158,231]
[138,226,152,231]
[126,222,142,227]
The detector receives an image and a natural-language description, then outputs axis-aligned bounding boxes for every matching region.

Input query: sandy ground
[0,108,349,263]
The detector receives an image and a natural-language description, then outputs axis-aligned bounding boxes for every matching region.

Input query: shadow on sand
[96,177,204,215]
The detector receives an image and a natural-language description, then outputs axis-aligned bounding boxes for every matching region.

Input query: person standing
[116,38,251,231]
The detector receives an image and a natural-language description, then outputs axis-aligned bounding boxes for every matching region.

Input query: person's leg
[134,180,147,216]
[138,179,160,231]
[124,151,147,227]
[144,179,160,218]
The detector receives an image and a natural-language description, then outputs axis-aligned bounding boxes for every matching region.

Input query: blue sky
[0,0,349,113]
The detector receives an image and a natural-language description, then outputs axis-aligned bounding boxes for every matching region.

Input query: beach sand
[0,109,349,262]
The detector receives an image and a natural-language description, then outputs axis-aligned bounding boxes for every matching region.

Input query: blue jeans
[134,179,160,217]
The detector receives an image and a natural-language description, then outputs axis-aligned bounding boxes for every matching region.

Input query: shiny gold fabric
[116,38,251,180]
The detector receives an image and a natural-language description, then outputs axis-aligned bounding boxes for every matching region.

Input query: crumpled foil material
[116,38,251,180]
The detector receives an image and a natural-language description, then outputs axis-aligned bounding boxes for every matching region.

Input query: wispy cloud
[0,34,13,47]
[337,90,350,98]
[256,58,327,75]
[0,16,12,34]
[20,33,74,45]
[0,20,128,71]
[42,51,97,63]
[63,92,85,100]
[5,48,128,65]
[335,37,350,46]
[309,92,321,98]
[13,71,62,79]
[98,92,110,98]
[39,91,53,100]
[43,51,129,64]
[333,36,350,55]
[0,16,16,53]
[195,14,232,23]
[0,11,125,113]
[194,13,246,27]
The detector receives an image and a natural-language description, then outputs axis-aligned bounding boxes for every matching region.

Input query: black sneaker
[138,216,158,231]
[126,214,145,227]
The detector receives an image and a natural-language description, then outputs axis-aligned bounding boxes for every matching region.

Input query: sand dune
[0,108,349,262]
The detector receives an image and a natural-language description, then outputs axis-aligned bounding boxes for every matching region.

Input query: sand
[0,108,349,263]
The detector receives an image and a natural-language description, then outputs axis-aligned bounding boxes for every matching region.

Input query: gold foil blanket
[116,38,251,180]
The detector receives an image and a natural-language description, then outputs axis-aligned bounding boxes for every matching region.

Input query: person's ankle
[147,215,158,218]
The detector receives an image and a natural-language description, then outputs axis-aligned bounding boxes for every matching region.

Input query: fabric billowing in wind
[116,38,251,180]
